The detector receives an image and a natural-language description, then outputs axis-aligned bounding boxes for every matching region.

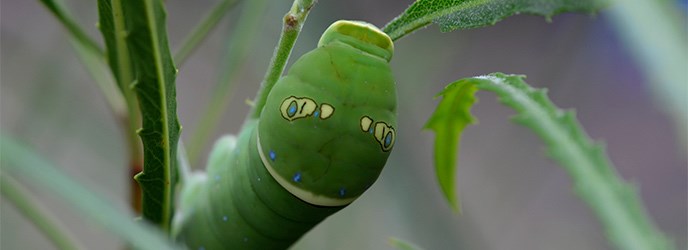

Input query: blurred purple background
[1,1,686,249]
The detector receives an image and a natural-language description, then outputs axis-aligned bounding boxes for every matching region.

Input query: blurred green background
[1,0,686,249]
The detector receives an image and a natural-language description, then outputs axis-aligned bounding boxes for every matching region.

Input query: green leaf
[383,0,608,41]
[98,0,143,164]
[388,237,425,250]
[0,174,81,250]
[0,136,180,249]
[121,0,181,231]
[423,80,478,212]
[427,73,673,250]
[98,0,135,93]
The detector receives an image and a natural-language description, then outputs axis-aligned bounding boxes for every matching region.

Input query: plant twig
[0,174,81,250]
[186,0,269,165]
[174,0,240,66]
[98,0,144,214]
[248,0,316,120]
[38,0,104,55]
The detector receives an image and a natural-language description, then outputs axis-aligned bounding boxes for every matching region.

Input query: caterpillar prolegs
[173,20,397,249]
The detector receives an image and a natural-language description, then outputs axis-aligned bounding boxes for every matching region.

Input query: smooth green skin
[259,31,396,201]
[174,121,341,249]
[173,20,396,249]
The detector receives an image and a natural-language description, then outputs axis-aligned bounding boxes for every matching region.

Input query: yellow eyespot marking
[360,116,395,152]
[319,104,334,119]
[280,96,317,121]
[374,122,395,152]
[360,116,373,132]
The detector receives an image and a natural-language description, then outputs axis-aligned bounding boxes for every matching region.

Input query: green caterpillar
[173,20,396,249]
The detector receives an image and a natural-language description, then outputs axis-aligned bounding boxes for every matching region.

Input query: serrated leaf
[427,73,672,250]
[0,136,181,249]
[120,0,181,231]
[383,0,608,41]
[424,79,479,212]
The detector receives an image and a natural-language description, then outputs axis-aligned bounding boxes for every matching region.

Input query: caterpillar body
[173,20,396,249]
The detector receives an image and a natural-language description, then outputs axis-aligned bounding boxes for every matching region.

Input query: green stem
[69,38,127,121]
[38,0,103,56]
[174,0,240,66]
[0,173,81,250]
[187,0,269,165]
[248,0,316,120]
[110,0,143,165]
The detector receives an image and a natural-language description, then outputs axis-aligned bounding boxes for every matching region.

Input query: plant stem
[69,38,127,124]
[38,0,103,56]
[0,173,81,250]
[108,0,145,213]
[248,0,316,120]
[174,0,240,66]
[187,0,269,165]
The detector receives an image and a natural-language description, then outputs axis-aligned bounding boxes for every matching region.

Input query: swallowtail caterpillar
[173,20,397,249]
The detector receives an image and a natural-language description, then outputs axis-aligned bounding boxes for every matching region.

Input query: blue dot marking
[199,247,205,250]
[339,187,346,197]
[384,132,392,147]
[214,175,220,181]
[222,215,228,222]
[269,150,276,161]
[292,172,302,183]
[314,110,320,117]
[288,101,298,117]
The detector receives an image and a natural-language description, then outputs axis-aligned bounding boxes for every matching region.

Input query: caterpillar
[172,20,396,249]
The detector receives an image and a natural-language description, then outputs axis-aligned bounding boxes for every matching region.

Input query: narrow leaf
[98,0,135,93]
[38,0,104,55]
[121,0,181,231]
[0,174,81,250]
[383,0,608,41]
[424,80,478,212]
[389,237,425,250]
[174,0,240,66]
[187,0,269,164]
[427,73,673,250]
[606,0,688,136]
[97,0,143,163]
[0,136,180,249]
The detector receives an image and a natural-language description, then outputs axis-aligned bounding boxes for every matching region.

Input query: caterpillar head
[258,20,396,206]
